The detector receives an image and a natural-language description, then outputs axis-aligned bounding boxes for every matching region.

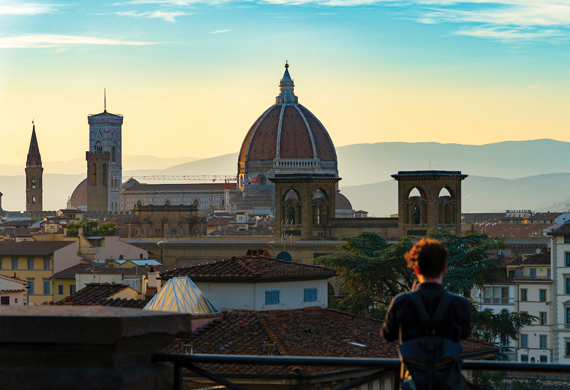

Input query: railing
[478,297,515,305]
[152,353,570,390]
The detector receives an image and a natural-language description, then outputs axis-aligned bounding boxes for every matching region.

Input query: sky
[1,0,570,167]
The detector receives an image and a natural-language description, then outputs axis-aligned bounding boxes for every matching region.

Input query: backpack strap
[408,291,454,333]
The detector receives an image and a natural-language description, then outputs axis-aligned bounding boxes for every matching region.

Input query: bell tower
[392,171,467,237]
[271,174,340,240]
[25,122,43,219]
[86,91,123,213]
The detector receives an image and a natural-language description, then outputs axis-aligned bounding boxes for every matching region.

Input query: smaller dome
[70,179,87,209]
[335,192,353,211]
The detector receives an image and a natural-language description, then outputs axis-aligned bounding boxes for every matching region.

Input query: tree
[315,228,535,359]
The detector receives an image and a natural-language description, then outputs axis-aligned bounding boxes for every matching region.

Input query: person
[381,238,472,389]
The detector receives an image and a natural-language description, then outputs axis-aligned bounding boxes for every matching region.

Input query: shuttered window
[304,288,317,302]
[265,290,280,305]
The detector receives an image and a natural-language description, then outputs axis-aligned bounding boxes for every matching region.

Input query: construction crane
[122,175,240,210]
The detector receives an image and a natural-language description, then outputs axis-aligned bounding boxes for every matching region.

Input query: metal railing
[152,353,570,390]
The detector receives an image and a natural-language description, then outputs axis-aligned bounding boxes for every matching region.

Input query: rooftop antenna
[104,88,107,112]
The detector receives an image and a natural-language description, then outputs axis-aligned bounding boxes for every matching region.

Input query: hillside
[340,173,570,217]
[2,139,570,212]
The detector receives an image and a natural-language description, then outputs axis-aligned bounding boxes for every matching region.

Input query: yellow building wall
[522,265,550,278]
[0,255,54,305]
[52,278,76,301]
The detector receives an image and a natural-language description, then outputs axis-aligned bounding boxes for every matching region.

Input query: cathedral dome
[238,63,338,184]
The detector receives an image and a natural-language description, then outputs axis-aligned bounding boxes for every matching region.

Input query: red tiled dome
[238,63,337,180]
[239,105,336,163]
[70,178,87,208]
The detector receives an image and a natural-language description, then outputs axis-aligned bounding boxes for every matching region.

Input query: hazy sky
[1,0,570,167]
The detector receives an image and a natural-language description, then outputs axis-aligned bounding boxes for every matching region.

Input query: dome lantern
[276,61,298,104]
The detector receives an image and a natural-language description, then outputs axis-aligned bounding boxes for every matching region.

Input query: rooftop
[165,308,495,377]
[160,254,337,281]
[54,283,145,307]
[521,252,550,266]
[0,241,74,256]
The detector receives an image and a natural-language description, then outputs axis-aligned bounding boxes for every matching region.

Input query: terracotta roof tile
[0,289,25,293]
[164,308,495,377]
[54,283,136,306]
[161,255,336,280]
[550,223,570,235]
[0,241,74,256]
[521,253,550,265]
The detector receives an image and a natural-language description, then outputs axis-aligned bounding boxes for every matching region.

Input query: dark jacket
[381,283,472,344]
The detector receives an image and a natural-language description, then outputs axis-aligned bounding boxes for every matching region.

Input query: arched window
[136,200,142,206]
[111,145,116,163]
[164,199,171,206]
[284,189,299,202]
[95,142,103,153]
[439,187,453,198]
[408,187,423,198]
[193,199,200,207]
[31,178,36,189]
[31,196,36,204]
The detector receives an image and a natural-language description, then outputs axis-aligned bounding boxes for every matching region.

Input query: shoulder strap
[408,292,431,328]
[408,291,454,332]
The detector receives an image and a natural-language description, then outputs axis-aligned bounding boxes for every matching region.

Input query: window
[565,236,570,244]
[27,258,33,270]
[508,270,515,279]
[11,258,18,270]
[521,355,528,362]
[27,279,34,294]
[540,312,547,325]
[265,290,280,305]
[43,281,50,295]
[566,253,570,266]
[304,288,317,302]
[531,357,536,362]
[521,289,527,301]
[540,335,547,349]
[57,284,64,296]
[70,284,76,295]
[521,334,528,349]
[548,268,551,279]
[0,296,9,305]
[530,268,537,278]
[540,289,547,301]
[540,355,548,363]
[566,278,570,294]
[566,342,570,357]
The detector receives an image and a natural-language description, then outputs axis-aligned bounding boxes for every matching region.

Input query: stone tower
[271,174,340,240]
[26,122,43,219]
[391,171,467,237]
[86,94,123,213]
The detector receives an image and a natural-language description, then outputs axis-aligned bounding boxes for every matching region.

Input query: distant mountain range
[1,139,569,213]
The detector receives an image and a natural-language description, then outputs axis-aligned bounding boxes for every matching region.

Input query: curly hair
[404,238,448,279]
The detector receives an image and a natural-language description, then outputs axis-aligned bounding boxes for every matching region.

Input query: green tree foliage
[97,222,117,235]
[315,228,535,359]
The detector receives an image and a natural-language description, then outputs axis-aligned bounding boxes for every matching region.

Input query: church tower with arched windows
[26,122,43,219]
[392,170,467,237]
[86,93,123,213]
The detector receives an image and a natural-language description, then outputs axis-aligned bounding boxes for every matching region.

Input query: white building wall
[194,279,328,312]
[255,279,328,311]
[93,236,148,261]
[195,282,255,311]
[516,281,552,363]
[551,234,570,363]
[53,242,82,273]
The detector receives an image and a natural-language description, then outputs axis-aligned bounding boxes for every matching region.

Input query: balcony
[478,297,515,305]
